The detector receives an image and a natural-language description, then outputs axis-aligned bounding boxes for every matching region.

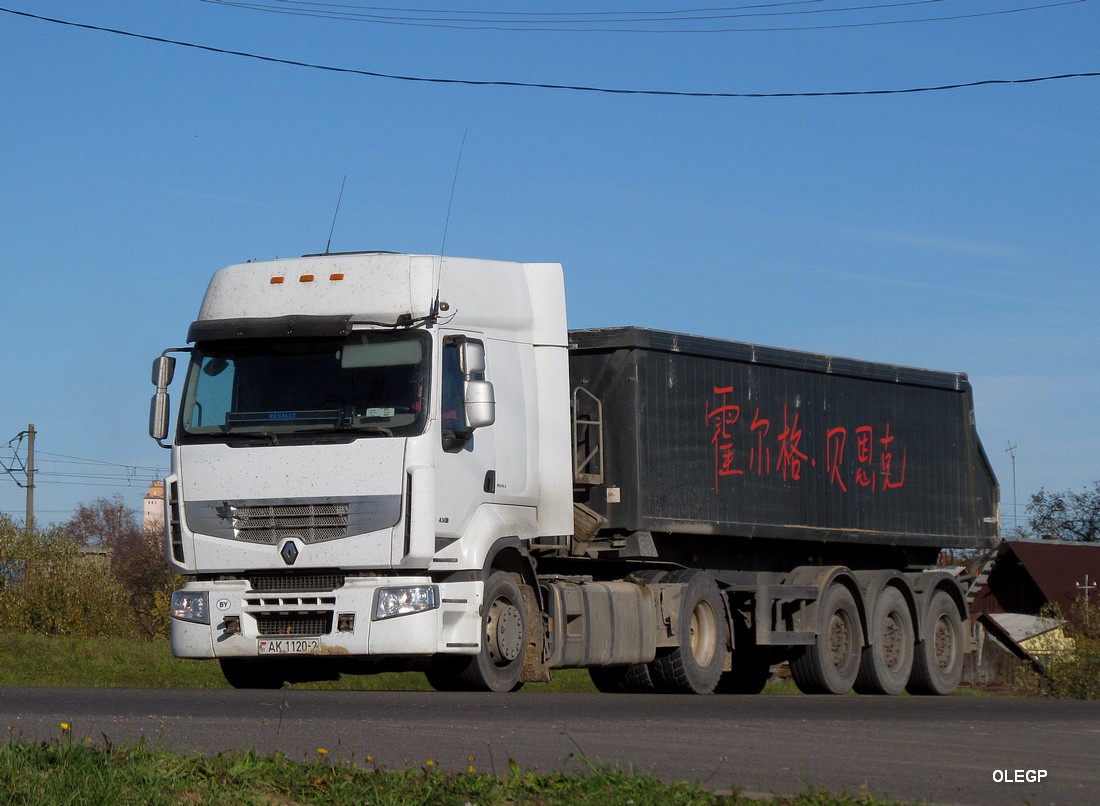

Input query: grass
[0,732,910,806]
[0,631,599,691]
[0,631,813,694]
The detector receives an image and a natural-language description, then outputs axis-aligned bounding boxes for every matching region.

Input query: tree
[66,496,178,638]
[1026,480,1100,542]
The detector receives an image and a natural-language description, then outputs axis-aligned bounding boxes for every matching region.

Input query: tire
[790,581,863,695]
[854,586,915,695]
[589,663,656,693]
[648,570,726,694]
[907,589,964,696]
[450,570,527,692]
[219,658,291,690]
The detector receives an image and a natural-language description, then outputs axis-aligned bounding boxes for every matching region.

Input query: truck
[149,252,999,695]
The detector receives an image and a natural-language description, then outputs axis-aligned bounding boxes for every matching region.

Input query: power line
[198,0,1088,33]
[2,6,1097,98]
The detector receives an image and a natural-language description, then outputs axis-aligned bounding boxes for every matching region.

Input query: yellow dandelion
[467,765,476,774]
[425,759,435,767]
[317,748,328,755]
[60,723,70,732]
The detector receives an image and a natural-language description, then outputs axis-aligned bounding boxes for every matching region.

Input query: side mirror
[464,380,496,430]
[149,355,177,444]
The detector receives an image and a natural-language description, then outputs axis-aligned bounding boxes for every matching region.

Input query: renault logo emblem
[280,540,300,566]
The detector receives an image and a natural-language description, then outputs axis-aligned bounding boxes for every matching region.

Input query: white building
[143,480,166,535]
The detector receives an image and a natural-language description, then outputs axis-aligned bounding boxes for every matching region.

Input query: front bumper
[170,576,483,660]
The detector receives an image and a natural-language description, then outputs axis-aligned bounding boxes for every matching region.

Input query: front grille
[248,573,346,593]
[255,612,333,637]
[232,503,349,544]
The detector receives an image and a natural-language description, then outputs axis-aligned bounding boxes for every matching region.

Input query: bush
[1037,599,1100,700]
[0,515,142,639]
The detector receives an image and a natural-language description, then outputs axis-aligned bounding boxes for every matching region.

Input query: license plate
[258,638,320,655]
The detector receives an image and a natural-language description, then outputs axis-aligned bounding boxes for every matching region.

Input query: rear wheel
[907,589,964,696]
[854,586,914,695]
[648,570,726,694]
[790,582,862,695]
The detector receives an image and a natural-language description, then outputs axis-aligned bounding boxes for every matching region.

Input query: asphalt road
[2,687,1096,805]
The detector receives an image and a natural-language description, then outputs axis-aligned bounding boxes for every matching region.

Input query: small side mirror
[464,380,496,430]
[459,341,486,376]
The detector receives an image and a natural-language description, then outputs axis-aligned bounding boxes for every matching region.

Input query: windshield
[179,331,430,442]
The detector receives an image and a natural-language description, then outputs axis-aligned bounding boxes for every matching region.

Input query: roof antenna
[439,130,467,261]
[324,174,347,255]
[432,131,467,320]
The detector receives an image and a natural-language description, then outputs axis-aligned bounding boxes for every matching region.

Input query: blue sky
[1,1,1097,533]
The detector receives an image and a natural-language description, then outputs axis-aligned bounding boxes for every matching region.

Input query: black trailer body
[568,327,999,563]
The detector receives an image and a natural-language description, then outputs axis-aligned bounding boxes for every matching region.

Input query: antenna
[439,130,467,260]
[324,174,347,255]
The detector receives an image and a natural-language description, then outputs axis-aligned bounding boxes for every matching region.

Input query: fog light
[372,585,438,620]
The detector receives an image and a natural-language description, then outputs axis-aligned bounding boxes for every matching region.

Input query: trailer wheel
[907,589,964,696]
[854,586,914,695]
[790,582,862,695]
[448,569,527,692]
[589,663,656,693]
[649,570,726,694]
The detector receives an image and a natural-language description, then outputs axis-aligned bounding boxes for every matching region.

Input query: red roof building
[969,539,1100,630]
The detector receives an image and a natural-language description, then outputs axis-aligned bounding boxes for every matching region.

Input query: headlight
[373,585,438,620]
[171,591,209,624]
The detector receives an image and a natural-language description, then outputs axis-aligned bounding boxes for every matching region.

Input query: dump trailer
[150,252,998,695]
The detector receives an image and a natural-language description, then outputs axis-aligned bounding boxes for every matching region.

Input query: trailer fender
[904,571,969,645]
[851,570,918,648]
[785,566,868,647]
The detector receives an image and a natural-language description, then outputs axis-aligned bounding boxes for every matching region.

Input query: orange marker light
[299,274,315,283]
[330,273,345,281]
[270,276,285,284]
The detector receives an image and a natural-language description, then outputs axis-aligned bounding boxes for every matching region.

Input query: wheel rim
[689,600,718,667]
[882,611,904,672]
[932,613,957,671]
[828,609,854,670]
[486,597,524,666]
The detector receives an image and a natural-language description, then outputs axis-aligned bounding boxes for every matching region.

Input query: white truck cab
[152,253,573,690]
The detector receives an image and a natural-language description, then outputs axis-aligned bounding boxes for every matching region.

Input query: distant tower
[143,480,166,535]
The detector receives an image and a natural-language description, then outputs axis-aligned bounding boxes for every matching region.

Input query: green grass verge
[0,631,990,698]
[0,631,603,692]
[0,736,909,805]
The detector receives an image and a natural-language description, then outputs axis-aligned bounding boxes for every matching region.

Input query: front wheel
[448,570,528,692]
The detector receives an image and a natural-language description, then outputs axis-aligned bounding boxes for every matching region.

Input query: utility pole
[2,424,36,536]
[25,423,35,537]
[1005,442,1018,536]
